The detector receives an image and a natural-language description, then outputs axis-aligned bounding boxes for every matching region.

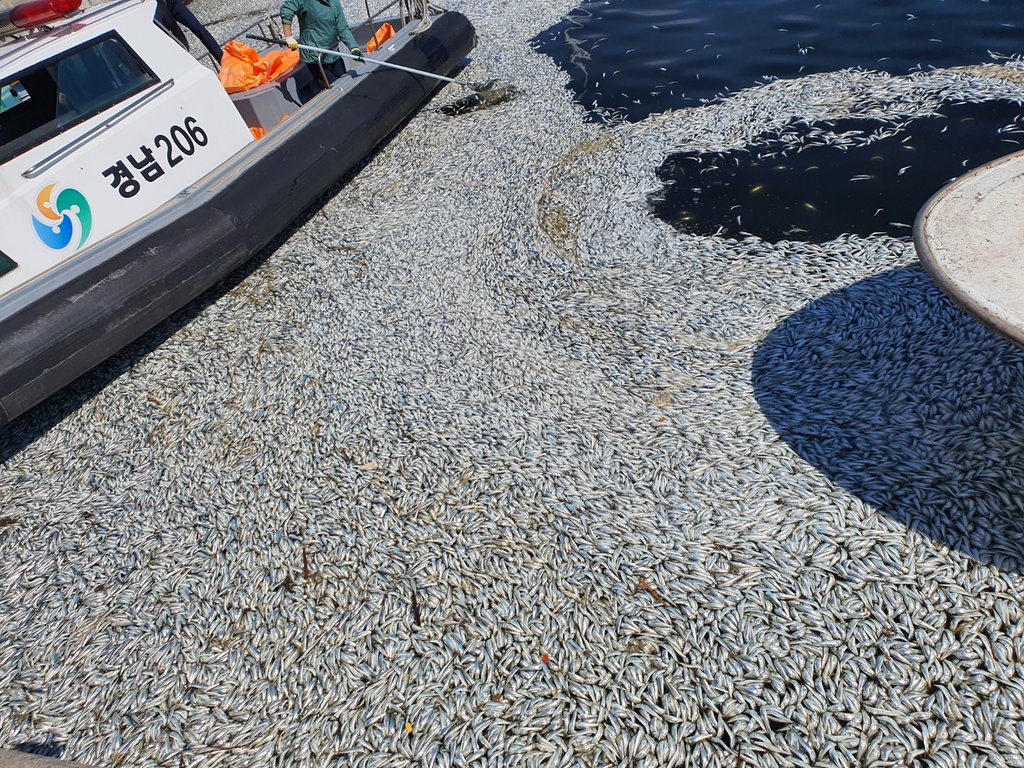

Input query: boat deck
[915,149,1024,346]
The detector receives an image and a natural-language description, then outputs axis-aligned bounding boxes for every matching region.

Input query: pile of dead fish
[2,0,1024,766]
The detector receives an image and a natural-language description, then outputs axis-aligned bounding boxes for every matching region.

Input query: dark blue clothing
[156,0,223,63]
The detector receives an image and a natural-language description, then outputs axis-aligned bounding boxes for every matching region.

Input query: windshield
[0,34,156,163]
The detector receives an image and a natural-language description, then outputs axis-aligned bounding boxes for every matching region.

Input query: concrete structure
[0,751,92,768]
[916,149,1024,346]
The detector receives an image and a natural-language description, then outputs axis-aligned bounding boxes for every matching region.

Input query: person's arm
[154,0,189,49]
[280,0,300,47]
[334,3,358,52]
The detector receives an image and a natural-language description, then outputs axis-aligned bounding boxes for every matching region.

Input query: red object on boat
[8,0,82,29]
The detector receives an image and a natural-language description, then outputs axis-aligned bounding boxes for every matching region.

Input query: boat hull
[0,11,475,426]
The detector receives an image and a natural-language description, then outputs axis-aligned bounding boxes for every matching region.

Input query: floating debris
[439,79,520,115]
[637,577,672,607]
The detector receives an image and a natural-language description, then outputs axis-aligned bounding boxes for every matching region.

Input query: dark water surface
[534,0,1022,121]
[535,0,1024,241]
[653,100,1024,241]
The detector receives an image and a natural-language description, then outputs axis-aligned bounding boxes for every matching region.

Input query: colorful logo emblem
[32,183,92,252]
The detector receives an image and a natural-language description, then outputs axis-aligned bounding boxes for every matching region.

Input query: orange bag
[219,41,263,93]
[263,49,298,81]
[219,41,300,94]
[365,22,395,54]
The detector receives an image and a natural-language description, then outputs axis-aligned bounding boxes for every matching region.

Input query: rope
[412,0,432,35]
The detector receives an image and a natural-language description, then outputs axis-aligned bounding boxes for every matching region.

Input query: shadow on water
[8,741,64,758]
[752,267,1024,572]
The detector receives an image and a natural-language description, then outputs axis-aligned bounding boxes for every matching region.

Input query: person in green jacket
[280,0,363,86]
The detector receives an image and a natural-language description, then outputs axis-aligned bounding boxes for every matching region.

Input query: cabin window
[0,251,16,279]
[0,34,157,163]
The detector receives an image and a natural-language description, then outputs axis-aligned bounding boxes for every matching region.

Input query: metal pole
[245,34,477,89]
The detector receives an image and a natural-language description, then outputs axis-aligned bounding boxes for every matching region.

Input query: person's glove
[285,36,299,50]
[350,47,364,61]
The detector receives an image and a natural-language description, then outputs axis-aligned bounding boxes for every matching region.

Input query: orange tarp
[365,22,394,54]
[219,41,300,94]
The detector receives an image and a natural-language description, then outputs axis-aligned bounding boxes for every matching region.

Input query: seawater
[533,0,1024,241]
[654,101,1024,241]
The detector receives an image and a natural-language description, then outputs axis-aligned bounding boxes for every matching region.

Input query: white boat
[0,0,475,425]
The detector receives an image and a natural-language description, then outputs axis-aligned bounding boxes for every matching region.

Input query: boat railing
[358,0,442,36]
[363,0,410,31]
[0,0,143,67]
[22,78,175,178]
[197,0,443,69]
